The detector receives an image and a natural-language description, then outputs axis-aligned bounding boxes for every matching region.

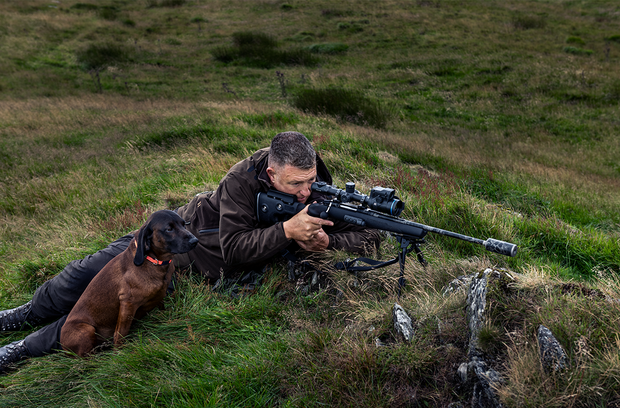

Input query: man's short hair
[269,131,316,170]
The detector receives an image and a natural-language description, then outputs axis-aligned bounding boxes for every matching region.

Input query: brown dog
[60,210,198,357]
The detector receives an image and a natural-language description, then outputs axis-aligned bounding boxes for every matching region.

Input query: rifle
[256,182,517,294]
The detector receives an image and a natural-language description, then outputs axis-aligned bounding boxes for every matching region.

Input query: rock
[459,268,509,408]
[537,325,570,372]
[443,274,474,296]
[466,270,490,356]
[393,303,414,342]
[458,362,469,382]
[469,357,503,408]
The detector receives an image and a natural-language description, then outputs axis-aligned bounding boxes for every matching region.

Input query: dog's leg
[61,322,98,357]
[113,301,138,345]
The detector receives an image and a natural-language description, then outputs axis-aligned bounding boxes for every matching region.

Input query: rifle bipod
[396,235,427,299]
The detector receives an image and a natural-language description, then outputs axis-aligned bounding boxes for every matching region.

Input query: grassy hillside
[0,0,619,406]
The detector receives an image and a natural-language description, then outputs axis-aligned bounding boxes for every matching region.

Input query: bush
[160,0,185,6]
[232,31,278,49]
[606,34,620,43]
[566,36,585,45]
[146,0,185,8]
[512,14,547,29]
[98,6,118,21]
[292,87,393,128]
[211,46,239,63]
[212,31,318,68]
[563,46,593,56]
[76,42,130,71]
[308,43,349,54]
[70,3,98,10]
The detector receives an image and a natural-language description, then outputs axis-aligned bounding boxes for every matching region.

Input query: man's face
[267,164,317,204]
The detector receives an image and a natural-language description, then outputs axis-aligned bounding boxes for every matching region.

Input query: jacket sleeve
[218,172,292,267]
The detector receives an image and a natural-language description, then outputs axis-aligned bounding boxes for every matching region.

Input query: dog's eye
[166,226,174,232]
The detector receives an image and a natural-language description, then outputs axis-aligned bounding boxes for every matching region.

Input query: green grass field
[0,0,619,406]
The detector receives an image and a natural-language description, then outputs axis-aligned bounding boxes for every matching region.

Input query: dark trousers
[24,234,134,356]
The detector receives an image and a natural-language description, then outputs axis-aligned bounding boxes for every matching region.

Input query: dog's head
[134,210,199,266]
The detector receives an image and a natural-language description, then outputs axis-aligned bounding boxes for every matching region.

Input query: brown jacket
[174,148,381,280]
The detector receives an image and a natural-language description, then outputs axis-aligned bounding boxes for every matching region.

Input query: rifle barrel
[308,203,518,257]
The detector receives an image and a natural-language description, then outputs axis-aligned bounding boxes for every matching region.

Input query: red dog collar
[146,256,172,266]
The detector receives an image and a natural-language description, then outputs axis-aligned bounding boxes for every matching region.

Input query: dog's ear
[133,223,152,266]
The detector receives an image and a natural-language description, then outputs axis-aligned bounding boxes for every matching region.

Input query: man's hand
[283,205,333,243]
[296,229,329,252]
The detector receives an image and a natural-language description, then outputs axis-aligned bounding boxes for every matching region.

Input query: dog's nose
[188,235,199,249]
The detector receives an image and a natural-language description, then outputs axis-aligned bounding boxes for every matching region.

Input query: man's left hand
[296,229,329,252]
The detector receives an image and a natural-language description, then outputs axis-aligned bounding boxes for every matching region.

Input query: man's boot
[0,301,44,331]
[0,339,30,373]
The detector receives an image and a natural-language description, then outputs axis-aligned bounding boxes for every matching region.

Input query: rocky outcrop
[537,325,570,373]
[385,267,576,407]
[393,303,414,342]
[460,269,505,408]
[443,268,572,407]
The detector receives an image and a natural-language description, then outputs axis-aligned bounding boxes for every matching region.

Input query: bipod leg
[413,242,428,267]
[396,236,413,299]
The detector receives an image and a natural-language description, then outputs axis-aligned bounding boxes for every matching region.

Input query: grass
[0,0,619,406]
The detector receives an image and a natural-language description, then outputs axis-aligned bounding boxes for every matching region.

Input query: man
[0,131,380,372]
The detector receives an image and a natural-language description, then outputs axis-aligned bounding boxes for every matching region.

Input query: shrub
[212,31,318,68]
[563,46,593,56]
[292,87,393,128]
[232,31,277,49]
[211,46,239,63]
[70,3,98,10]
[566,36,585,45]
[159,0,186,7]
[512,14,547,29]
[308,43,349,54]
[98,6,118,21]
[606,34,620,43]
[146,0,185,8]
[76,42,130,71]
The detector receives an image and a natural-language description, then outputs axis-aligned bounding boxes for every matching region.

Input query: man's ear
[266,167,277,184]
[133,224,152,266]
